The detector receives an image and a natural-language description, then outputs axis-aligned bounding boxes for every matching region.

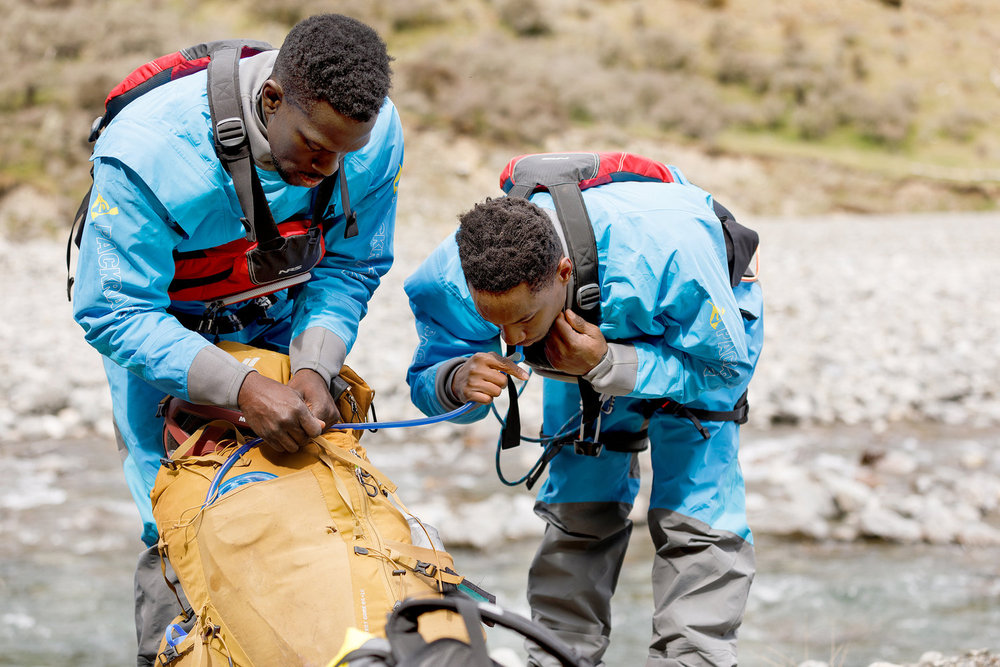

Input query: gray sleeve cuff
[582,342,638,396]
[187,345,255,408]
[435,357,469,411]
[289,327,347,386]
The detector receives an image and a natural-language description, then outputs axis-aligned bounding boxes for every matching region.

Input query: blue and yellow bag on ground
[150,343,483,666]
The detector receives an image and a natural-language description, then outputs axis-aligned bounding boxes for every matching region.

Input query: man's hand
[237,370,332,453]
[288,368,343,428]
[545,309,608,376]
[451,352,529,404]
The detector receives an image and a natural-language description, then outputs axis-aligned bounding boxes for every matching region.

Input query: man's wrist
[582,342,638,396]
[435,358,468,410]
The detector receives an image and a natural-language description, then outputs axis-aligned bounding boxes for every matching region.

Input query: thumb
[303,411,325,438]
[564,309,589,332]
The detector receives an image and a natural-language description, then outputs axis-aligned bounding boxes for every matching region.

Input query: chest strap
[168,294,279,335]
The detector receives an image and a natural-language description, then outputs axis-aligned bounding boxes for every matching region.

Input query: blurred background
[1,1,999,665]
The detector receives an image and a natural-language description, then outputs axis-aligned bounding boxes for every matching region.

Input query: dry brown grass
[2,0,999,237]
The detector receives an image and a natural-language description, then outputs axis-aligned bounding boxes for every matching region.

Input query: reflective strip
[218,272,311,306]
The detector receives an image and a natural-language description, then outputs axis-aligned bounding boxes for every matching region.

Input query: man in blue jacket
[72,14,403,664]
[405,170,763,666]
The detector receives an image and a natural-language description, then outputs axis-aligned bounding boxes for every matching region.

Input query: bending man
[404,164,763,666]
[72,14,402,665]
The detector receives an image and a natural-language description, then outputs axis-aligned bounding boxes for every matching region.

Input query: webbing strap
[499,375,522,451]
[648,390,750,440]
[338,161,358,238]
[311,436,397,494]
[206,46,280,247]
[548,182,601,322]
[455,596,492,667]
[66,181,93,300]
[157,543,193,623]
[577,378,602,442]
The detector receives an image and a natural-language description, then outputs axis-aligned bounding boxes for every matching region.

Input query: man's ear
[260,80,284,118]
[556,256,573,284]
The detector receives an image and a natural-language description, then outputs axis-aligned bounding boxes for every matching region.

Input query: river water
[2,425,998,667]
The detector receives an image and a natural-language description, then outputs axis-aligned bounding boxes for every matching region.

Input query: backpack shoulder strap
[205,45,281,247]
[503,153,603,324]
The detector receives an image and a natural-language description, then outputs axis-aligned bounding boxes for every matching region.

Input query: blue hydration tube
[203,401,478,505]
[324,400,476,431]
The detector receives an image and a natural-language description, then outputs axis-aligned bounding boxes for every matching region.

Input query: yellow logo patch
[90,193,119,221]
[392,163,402,195]
[709,302,725,329]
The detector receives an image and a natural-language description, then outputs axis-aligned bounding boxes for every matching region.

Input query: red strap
[161,396,249,455]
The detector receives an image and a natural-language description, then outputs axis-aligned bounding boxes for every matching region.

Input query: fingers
[563,308,590,333]
[257,405,324,454]
[545,310,609,376]
[289,368,342,427]
[452,352,528,404]
[496,354,530,381]
[238,372,325,453]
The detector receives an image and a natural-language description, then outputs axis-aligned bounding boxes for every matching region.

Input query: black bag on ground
[336,593,594,667]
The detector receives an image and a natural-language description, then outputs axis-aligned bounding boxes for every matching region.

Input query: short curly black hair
[456,196,562,294]
[273,14,392,122]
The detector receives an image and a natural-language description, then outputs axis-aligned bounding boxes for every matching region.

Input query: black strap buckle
[573,439,604,457]
[195,301,225,334]
[196,311,243,335]
[413,560,438,577]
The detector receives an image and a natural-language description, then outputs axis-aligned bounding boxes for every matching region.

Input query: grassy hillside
[2,0,998,238]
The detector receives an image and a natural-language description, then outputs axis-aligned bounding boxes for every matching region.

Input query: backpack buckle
[88,115,104,143]
[573,439,603,457]
[215,116,246,149]
[576,283,601,311]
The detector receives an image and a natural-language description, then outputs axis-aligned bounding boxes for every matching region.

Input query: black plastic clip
[573,439,604,457]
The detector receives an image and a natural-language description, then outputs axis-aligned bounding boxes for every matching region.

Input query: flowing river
[2,426,998,667]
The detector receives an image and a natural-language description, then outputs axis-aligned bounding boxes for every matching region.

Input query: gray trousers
[526,501,755,667]
[134,546,193,666]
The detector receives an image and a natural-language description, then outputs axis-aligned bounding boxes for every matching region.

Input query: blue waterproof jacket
[405,176,763,539]
[73,55,403,543]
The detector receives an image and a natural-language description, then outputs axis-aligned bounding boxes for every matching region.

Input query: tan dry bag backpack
[150,342,487,666]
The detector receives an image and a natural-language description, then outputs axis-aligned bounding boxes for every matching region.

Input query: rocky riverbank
[5,208,999,546]
[2,207,998,665]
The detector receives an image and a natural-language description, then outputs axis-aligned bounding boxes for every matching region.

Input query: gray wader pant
[134,545,193,666]
[114,421,194,666]
[526,461,755,667]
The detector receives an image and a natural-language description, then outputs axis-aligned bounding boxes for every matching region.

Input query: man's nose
[313,152,340,176]
[501,326,525,345]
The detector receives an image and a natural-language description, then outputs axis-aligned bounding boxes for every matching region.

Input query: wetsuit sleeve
[72,158,252,406]
[596,207,754,404]
[289,102,404,378]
